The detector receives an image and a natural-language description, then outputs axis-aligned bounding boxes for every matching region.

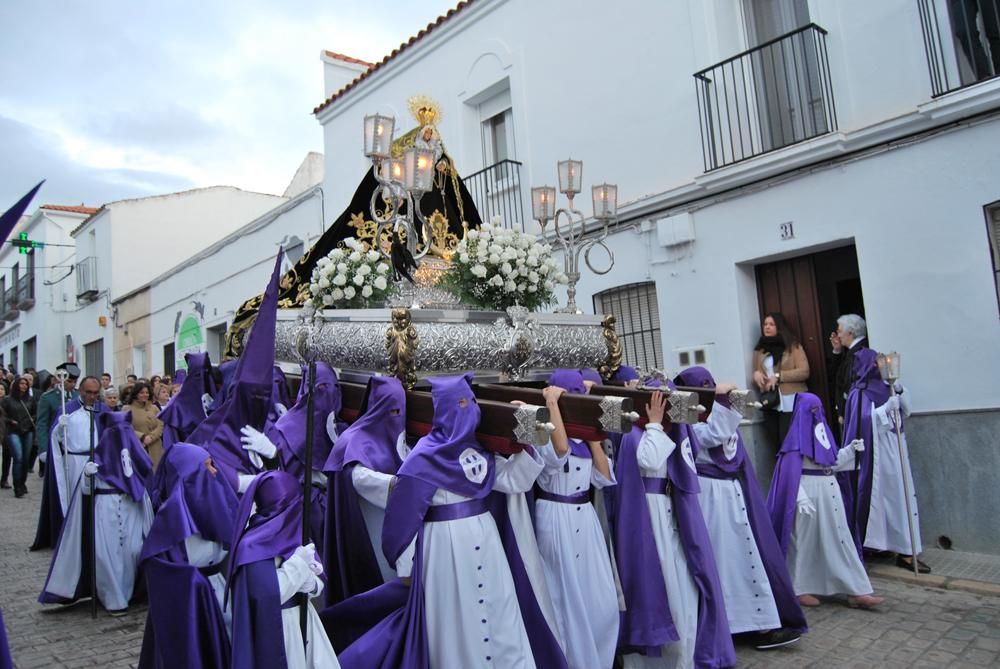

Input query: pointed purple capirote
[674,366,807,635]
[0,180,44,245]
[189,253,283,482]
[767,393,841,556]
[547,369,593,458]
[95,411,153,503]
[270,362,342,479]
[322,375,405,606]
[843,348,893,555]
[612,425,738,666]
[159,351,216,448]
[210,360,238,413]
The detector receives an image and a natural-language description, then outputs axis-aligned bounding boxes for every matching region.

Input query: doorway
[754,244,866,425]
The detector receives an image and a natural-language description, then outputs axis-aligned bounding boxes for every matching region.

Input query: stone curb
[869,563,1000,597]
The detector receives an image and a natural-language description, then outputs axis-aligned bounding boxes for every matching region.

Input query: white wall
[149,188,325,371]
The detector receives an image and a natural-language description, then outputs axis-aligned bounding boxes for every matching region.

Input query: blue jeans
[6,432,31,487]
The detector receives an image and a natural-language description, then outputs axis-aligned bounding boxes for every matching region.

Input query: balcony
[919,0,1000,97]
[15,274,34,311]
[75,256,99,301]
[694,24,838,171]
[1,287,17,321]
[462,159,527,232]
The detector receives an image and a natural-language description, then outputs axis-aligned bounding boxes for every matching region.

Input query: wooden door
[755,254,832,417]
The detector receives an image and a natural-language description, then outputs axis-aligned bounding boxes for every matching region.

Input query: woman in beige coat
[752,312,810,447]
[124,381,164,468]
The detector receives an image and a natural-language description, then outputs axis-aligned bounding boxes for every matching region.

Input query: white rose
[330,248,344,260]
[337,262,348,273]
[357,264,372,276]
[544,280,554,290]
[317,257,330,267]
[322,293,334,305]
[500,262,513,276]
[367,250,380,262]
[488,244,502,255]
[489,275,504,287]
[504,280,516,292]
[373,276,388,290]
[376,262,389,274]
[349,251,362,262]
[528,271,539,283]
[322,263,335,277]
[490,215,502,226]
[344,286,356,299]
[309,282,319,294]
[332,288,344,300]
[488,253,501,265]
[557,273,569,284]
[467,229,479,240]
[528,285,537,292]
[318,277,330,289]
[333,274,347,286]
[353,274,365,286]
[459,253,469,263]
[471,264,487,278]
[361,285,373,298]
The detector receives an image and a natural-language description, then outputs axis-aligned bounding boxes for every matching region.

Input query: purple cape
[271,362,342,479]
[189,253,282,483]
[31,398,107,550]
[209,360,238,413]
[842,348,893,555]
[674,367,807,634]
[266,366,292,428]
[613,425,736,666]
[766,393,843,556]
[580,367,603,384]
[137,556,231,669]
[231,559,287,669]
[0,607,11,669]
[158,350,216,447]
[322,375,405,605]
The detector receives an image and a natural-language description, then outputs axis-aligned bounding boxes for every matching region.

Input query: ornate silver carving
[512,404,555,446]
[727,389,762,418]
[274,308,609,381]
[597,395,633,434]
[665,390,703,425]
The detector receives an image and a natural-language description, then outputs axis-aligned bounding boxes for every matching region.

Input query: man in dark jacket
[827,314,869,428]
[35,363,80,477]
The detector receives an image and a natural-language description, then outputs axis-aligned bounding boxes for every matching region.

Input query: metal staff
[55,370,70,485]
[87,404,98,617]
[878,352,920,577]
[299,360,317,647]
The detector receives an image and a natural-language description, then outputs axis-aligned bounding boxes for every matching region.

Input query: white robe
[400,448,544,669]
[695,404,781,634]
[863,400,922,555]
[184,535,231,636]
[352,465,415,581]
[788,452,873,597]
[623,424,699,669]
[49,405,100,515]
[43,471,154,611]
[275,553,341,669]
[535,444,619,669]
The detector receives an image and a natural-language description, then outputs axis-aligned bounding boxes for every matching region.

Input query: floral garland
[308,237,394,309]
[438,219,567,312]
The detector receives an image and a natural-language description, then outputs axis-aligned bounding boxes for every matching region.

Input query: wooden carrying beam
[585,384,705,426]
[472,384,636,440]
[338,381,552,455]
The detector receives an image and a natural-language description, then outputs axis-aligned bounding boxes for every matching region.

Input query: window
[9,347,17,373]
[593,282,664,371]
[25,250,35,303]
[85,339,104,378]
[479,88,515,177]
[988,202,1000,315]
[206,323,228,364]
[947,0,1000,85]
[23,336,36,371]
[131,345,145,378]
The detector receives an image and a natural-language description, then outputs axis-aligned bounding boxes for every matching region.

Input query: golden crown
[408,95,441,127]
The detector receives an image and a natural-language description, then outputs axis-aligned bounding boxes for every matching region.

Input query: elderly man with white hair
[828,314,868,428]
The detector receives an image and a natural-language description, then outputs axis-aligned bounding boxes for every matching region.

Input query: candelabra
[531,159,615,313]
[362,113,436,262]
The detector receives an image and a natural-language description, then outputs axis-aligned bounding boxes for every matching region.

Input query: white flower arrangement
[439,218,568,311]
[308,237,394,309]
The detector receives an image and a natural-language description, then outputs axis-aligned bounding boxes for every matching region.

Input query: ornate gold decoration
[349,212,379,248]
[428,210,458,258]
[598,315,623,381]
[408,95,442,127]
[386,308,419,389]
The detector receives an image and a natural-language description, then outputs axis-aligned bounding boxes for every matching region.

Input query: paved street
[1,474,998,668]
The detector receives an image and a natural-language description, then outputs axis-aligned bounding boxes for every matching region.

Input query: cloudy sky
[0,0,457,208]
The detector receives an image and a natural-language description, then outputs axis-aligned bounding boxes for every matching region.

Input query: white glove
[848,438,866,453]
[240,426,277,459]
[293,543,318,567]
[274,403,288,418]
[38,451,47,464]
[883,395,900,414]
[797,494,817,517]
[893,381,905,394]
[83,461,100,477]
[301,573,324,597]
[58,414,70,428]
[237,473,260,494]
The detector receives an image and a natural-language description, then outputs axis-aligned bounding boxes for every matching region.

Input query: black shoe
[14,485,26,498]
[0,481,9,489]
[108,609,128,618]
[753,629,801,650]
[896,555,931,573]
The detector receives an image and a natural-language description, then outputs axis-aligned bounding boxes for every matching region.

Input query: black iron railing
[694,24,838,171]
[462,159,526,232]
[919,0,1000,97]
[76,256,99,299]
[14,273,34,309]
[1,287,17,319]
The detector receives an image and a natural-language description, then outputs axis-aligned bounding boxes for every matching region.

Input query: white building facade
[312,0,1000,553]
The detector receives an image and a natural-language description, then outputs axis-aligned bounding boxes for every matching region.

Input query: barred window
[593,282,663,371]
[988,202,1000,316]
